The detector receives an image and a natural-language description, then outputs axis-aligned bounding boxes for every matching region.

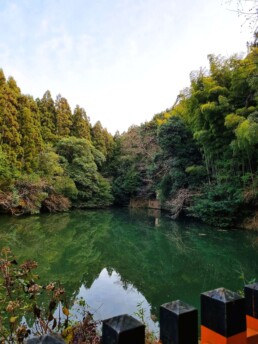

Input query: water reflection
[0,208,258,330]
[76,268,158,333]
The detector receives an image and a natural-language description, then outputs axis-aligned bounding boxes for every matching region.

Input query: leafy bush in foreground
[0,247,100,343]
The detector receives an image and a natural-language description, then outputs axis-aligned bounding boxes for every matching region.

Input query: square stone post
[244,283,258,344]
[102,314,145,344]
[160,300,198,344]
[201,287,246,344]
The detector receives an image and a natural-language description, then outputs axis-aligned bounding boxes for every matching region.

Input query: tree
[178,59,238,180]
[0,146,16,187]
[224,49,258,179]
[0,73,22,168]
[37,90,57,142]
[225,0,258,40]
[18,95,43,172]
[111,122,160,204]
[37,145,78,201]
[55,94,72,137]
[71,105,91,141]
[190,182,243,227]
[157,116,203,199]
[55,137,113,208]
[91,121,107,156]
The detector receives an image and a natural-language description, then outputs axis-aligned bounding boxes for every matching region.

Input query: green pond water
[0,207,258,331]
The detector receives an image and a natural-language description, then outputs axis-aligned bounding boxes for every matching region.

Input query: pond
[0,207,258,332]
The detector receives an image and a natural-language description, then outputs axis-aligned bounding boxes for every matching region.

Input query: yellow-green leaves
[235,119,258,148]
[200,101,216,114]
[225,114,245,129]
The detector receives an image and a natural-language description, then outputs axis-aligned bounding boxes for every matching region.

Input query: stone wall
[129,198,161,209]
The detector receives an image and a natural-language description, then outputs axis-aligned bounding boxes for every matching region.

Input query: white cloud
[0,0,252,133]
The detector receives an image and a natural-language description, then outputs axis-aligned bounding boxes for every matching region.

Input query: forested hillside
[111,48,258,228]
[0,70,114,214]
[0,48,257,228]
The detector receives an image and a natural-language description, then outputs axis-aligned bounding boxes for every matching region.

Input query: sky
[0,0,253,134]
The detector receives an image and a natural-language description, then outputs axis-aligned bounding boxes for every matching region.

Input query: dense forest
[0,47,257,228]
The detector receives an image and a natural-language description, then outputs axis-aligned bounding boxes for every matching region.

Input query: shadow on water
[1,208,258,329]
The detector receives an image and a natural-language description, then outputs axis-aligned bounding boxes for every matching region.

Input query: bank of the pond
[129,197,258,231]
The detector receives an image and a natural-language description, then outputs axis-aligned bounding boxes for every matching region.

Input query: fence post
[160,300,198,344]
[102,314,145,344]
[201,287,246,344]
[244,283,258,343]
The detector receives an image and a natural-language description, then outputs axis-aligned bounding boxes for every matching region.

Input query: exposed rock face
[26,334,65,344]
[163,188,195,219]
[241,210,258,231]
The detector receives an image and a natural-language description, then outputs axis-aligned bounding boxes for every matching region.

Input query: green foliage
[157,116,203,199]
[37,145,64,177]
[0,69,115,214]
[18,95,43,172]
[108,53,257,226]
[112,162,141,204]
[56,137,113,208]
[90,145,106,169]
[0,73,22,168]
[185,165,207,186]
[111,123,159,204]
[0,49,258,227]
[158,174,172,201]
[53,176,78,200]
[37,90,57,142]
[159,118,201,167]
[91,121,107,156]
[190,182,243,227]
[71,105,91,141]
[0,147,18,187]
[55,94,73,137]
[235,119,258,149]
[225,113,245,129]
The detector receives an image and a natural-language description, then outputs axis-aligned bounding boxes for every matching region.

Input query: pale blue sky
[0,0,252,133]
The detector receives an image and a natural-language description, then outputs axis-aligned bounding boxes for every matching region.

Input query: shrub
[0,248,100,343]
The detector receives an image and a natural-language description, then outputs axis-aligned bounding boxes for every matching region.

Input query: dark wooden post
[102,314,145,344]
[244,283,258,343]
[201,287,246,344]
[160,300,198,344]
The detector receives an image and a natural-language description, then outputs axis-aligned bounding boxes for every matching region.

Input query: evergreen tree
[102,128,115,158]
[0,73,22,167]
[91,121,107,156]
[55,94,72,137]
[71,105,91,140]
[37,90,57,142]
[18,95,43,172]
[0,146,17,187]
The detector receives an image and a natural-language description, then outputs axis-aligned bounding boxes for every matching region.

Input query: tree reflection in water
[0,208,258,329]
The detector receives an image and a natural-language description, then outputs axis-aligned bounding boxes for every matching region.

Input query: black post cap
[160,300,198,344]
[102,314,145,344]
[245,283,258,319]
[201,287,246,337]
